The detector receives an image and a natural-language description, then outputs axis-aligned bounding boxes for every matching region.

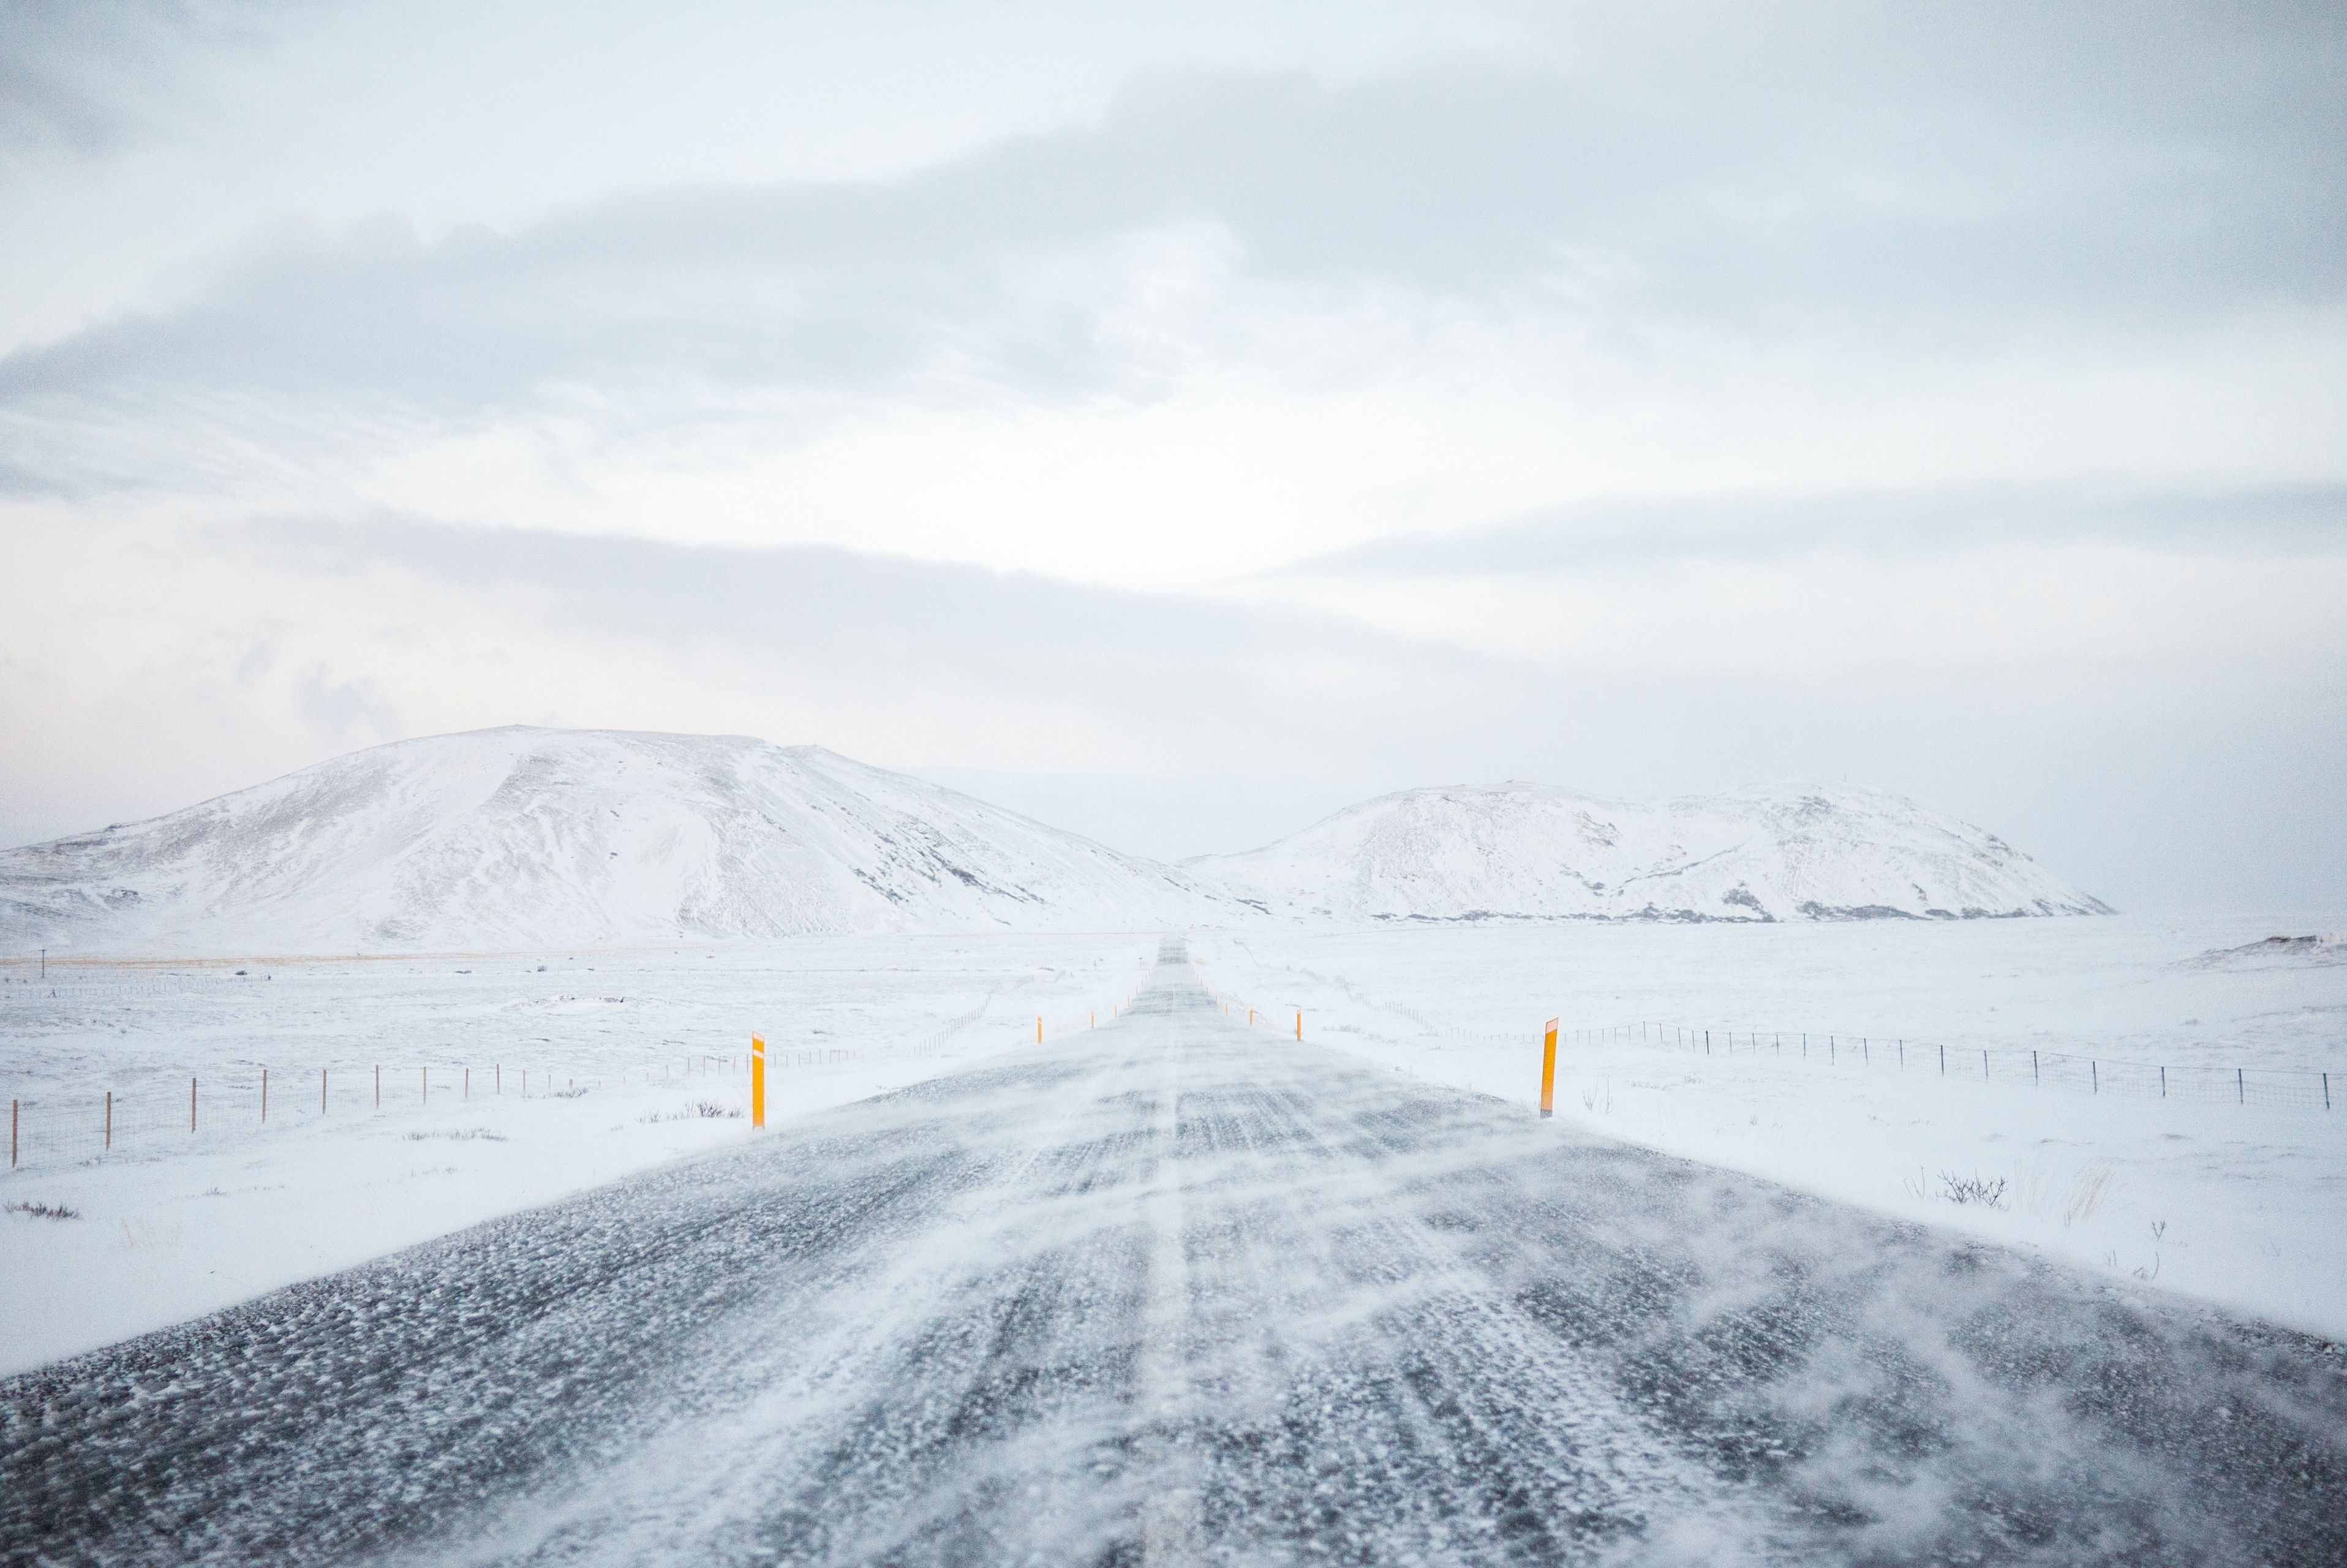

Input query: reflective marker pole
[751,1034,766,1130]
[1295,1011,1302,1041]
[1539,1018,1559,1119]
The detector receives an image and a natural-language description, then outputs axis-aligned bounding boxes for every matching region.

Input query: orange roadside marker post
[1539,1018,1559,1118]
[751,1034,766,1129]
[1295,1011,1302,1041]
[1037,1014,1043,1043]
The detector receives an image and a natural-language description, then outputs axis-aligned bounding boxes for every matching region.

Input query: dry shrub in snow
[641,1102,743,1123]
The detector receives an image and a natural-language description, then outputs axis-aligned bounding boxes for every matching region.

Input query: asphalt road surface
[7,941,2346,1566]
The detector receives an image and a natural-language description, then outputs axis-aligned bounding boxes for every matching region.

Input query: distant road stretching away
[6,941,2343,1565]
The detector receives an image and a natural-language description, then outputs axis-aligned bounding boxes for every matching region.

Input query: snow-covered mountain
[1182,781,2110,924]
[0,728,1232,952]
[0,733,2108,953]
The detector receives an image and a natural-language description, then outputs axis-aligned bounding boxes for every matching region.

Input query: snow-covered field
[1189,913,2347,1340]
[0,934,1157,1373]
[9,914,2341,1380]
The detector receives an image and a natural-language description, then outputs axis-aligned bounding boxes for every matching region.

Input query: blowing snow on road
[4,940,2342,1566]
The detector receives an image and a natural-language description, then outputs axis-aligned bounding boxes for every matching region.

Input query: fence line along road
[1509,1021,2335,1113]
[2,1048,861,1175]
[4,992,1138,1175]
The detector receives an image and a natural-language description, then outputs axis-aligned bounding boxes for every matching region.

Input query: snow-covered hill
[1,734,2108,952]
[1182,781,2109,924]
[0,728,1231,952]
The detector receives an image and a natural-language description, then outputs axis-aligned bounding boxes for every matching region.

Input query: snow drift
[1181,780,2110,924]
[0,728,1231,952]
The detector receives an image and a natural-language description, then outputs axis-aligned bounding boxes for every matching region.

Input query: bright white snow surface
[1184,778,2111,923]
[0,727,1239,953]
[4,918,2342,1380]
[0,935,1158,1374]
[0,727,2109,957]
[1189,914,2347,1341]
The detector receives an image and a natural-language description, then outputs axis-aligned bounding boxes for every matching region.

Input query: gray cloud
[2,3,2341,489]
[4,511,2338,903]
[0,1,296,156]
[230,514,1534,763]
[1274,482,2347,577]
[290,660,399,739]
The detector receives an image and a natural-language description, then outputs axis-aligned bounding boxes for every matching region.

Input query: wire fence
[4,978,1156,1176]
[1517,1022,2337,1114]
[1,1047,867,1175]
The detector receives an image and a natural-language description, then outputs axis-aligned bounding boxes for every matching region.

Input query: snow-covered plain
[1189,913,2347,1340]
[10,946,2344,1566]
[0,935,1157,1373]
[7,916,2342,1380]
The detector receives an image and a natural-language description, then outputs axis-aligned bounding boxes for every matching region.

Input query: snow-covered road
[6,941,2343,1566]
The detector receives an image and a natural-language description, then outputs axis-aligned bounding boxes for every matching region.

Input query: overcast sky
[2,1,2341,910]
